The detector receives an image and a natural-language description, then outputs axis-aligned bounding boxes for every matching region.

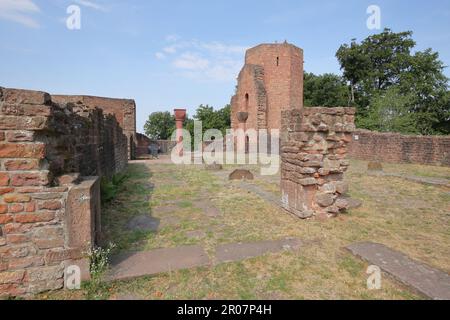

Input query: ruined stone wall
[231,65,267,131]
[0,87,128,297]
[348,130,450,167]
[281,107,356,218]
[52,95,137,160]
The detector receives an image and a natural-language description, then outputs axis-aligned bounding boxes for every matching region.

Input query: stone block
[229,169,254,181]
[66,176,101,249]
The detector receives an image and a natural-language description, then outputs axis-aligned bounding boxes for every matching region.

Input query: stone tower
[231,42,304,132]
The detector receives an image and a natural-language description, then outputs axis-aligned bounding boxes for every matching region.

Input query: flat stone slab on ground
[185,230,206,240]
[107,245,210,281]
[126,215,159,232]
[195,200,222,218]
[368,171,450,188]
[346,242,450,300]
[215,238,303,264]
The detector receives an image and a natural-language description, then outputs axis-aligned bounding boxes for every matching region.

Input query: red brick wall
[348,130,450,167]
[52,95,137,160]
[0,87,128,297]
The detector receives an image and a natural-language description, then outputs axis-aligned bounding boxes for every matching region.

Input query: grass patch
[40,159,450,300]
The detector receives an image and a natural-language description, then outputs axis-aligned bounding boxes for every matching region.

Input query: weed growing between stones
[83,242,116,299]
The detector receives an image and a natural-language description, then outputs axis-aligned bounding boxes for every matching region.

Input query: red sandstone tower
[231,41,304,131]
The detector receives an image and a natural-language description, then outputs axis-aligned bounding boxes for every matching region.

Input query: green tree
[144,111,175,140]
[336,28,449,134]
[358,87,418,134]
[194,104,231,135]
[304,72,349,107]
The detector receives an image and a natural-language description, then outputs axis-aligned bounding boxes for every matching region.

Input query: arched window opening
[245,135,250,154]
[245,93,249,110]
[276,57,279,66]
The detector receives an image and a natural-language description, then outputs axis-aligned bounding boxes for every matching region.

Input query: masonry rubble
[0,87,134,297]
[280,107,356,218]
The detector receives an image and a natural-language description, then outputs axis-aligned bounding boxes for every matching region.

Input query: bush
[100,173,128,204]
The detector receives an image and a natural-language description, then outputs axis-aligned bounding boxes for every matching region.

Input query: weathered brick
[6,234,29,244]
[0,283,27,297]
[4,159,40,171]
[3,223,32,234]
[0,143,45,159]
[0,187,14,195]
[39,200,62,211]
[10,172,49,187]
[44,248,84,264]
[25,265,64,283]
[9,204,24,213]
[0,204,7,214]
[0,173,9,186]
[5,131,34,142]
[1,89,51,105]
[0,131,4,141]
[0,270,25,285]
[15,212,55,224]
[8,256,44,270]
[25,202,36,212]
[0,104,52,116]
[32,227,64,249]
[0,215,13,224]
[0,116,48,130]
[3,194,31,203]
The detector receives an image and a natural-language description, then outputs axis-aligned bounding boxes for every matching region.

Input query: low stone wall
[0,87,128,297]
[348,130,450,167]
[280,107,356,218]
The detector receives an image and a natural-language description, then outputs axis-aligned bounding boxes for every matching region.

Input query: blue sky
[1,0,449,133]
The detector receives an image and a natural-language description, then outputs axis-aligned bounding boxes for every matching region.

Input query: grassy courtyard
[40,158,450,300]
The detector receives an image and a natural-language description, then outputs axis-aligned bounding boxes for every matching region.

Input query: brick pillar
[280,107,356,218]
[174,109,186,156]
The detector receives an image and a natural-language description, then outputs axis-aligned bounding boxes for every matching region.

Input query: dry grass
[40,159,450,300]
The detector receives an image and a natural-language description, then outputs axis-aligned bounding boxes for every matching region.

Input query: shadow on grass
[100,163,159,252]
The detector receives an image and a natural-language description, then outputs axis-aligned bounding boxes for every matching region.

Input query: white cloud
[74,0,107,12]
[155,52,166,60]
[200,41,248,55]
[165,34,180,42]
[0,0,41,28]
[173,52,210,70]
[163,46,178,54]
[156,36,248,82]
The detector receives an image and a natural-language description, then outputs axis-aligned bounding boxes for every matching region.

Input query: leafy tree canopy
[335,28,449,135]
[144,111,175,140]
[304,72,349,107]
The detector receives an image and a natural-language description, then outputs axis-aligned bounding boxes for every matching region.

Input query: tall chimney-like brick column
[174,109,187,156]
[280,107,356,218]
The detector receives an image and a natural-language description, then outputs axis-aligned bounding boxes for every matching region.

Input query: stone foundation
[280,107,356,218]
